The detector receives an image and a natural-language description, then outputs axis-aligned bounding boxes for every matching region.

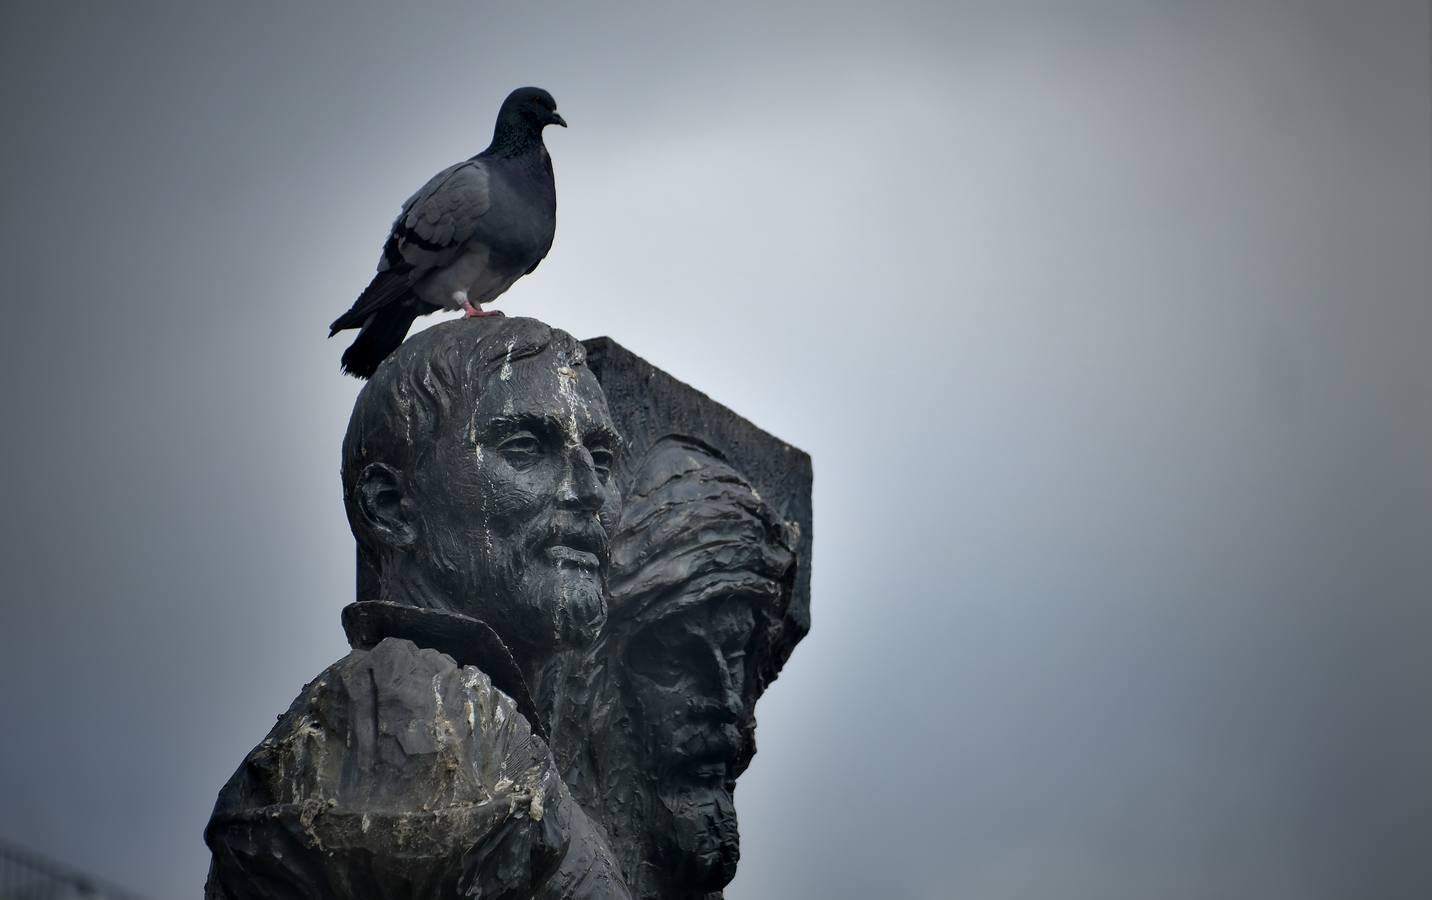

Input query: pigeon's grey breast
[478,152,558,271]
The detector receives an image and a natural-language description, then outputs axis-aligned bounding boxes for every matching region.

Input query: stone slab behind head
[356,334,814,673]
[582,337,812,675]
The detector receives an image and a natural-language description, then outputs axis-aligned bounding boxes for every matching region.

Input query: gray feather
[390,160,492,273]
[331,86,564,378]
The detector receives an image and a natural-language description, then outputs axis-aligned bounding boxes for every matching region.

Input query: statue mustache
[532,512,610,561]
[665,716,749,763]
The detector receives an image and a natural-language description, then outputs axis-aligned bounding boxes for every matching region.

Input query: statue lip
[671,756,740,793]
[545,544,600,569]
[541,520,606,568]
[538,513,604,561]
[683,759,730,782]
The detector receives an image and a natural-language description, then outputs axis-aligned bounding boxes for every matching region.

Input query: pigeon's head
[500,86,567,131]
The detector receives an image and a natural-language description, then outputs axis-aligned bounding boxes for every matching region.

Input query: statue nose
[712,646,744,718]
[556,446,604,510]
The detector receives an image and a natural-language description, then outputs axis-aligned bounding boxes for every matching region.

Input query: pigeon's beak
[550,111,568,128]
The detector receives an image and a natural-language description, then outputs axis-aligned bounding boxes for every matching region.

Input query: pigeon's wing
[381,159,493,274]
[331,160,493,334]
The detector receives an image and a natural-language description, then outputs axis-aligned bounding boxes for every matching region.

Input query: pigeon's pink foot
[461,300,505,318]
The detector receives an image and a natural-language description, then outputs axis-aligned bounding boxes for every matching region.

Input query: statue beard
[421,522,608,653]
[647,777,740,894]
[513,549,607,649]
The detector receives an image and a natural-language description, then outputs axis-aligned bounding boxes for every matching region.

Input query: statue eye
[588,445,613,478]
[497,433,543,465]
[628,628,697,688]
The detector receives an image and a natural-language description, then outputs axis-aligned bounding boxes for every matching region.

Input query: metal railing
[0,840,148,900]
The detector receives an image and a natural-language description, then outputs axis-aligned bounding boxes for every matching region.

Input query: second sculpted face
[597,437,797,896]
[626,596,757,888]
[628,597,756,782]
[406,351,622,654]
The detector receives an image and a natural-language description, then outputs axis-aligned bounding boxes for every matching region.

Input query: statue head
[340,318,622,661]
[595,436,796,895]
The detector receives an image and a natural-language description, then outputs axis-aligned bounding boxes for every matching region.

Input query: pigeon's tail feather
[330,270,412,336]
[339,303,422,379]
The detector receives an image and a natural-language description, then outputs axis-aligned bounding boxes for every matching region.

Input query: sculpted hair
[340,317,587,566]
[608,435,798,694]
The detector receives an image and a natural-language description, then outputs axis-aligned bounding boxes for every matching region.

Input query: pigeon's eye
[497,433,543,466]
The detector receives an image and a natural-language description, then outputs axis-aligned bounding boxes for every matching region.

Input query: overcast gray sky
[1,2,1430,898]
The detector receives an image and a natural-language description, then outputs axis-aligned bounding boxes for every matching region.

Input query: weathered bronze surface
[205,320,811,899]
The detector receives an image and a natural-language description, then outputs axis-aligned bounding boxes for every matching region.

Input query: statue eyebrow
[484,413,621,449]
[584,423,621,449]
[485,412,566,438]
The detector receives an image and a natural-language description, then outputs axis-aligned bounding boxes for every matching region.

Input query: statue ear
[355,462,416,549]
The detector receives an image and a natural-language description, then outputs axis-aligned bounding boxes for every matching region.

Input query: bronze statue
[339,315,620,693]
[205,326,812,899]
[205,319,630,899]
[576,437,797,899]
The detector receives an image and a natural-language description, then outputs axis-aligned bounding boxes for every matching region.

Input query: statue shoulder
[204,639,577,899]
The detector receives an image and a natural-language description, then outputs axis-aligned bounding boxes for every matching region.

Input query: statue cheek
[475,471,548,524]
[598,484,622,533]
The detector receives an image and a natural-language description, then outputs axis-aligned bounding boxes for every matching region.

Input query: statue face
[592,436,795,895]
[624,595,760,889]
[406,352,621,654]
[628,597,757,777]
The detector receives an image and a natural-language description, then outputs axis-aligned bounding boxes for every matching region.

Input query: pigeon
[329,87,567,378]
